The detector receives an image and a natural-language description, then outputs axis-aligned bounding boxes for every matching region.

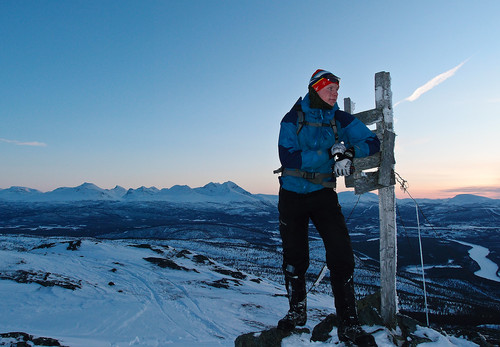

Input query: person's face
[317,83,339,106]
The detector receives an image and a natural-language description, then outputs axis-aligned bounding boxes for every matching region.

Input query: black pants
[278,188,355,297]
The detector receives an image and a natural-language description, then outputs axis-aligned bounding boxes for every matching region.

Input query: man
[276,69,380,346]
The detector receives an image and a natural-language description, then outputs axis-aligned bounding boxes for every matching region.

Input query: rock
[357,291,384,326]
[0,270,81,290]
[66,240,81,251]
[143,257,191,271]
[0,331,66,346]
[311,313,337,342]
[235,327,309,347]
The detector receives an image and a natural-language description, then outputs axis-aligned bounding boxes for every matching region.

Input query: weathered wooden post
[344,72,397,327]
[376,72,397,327]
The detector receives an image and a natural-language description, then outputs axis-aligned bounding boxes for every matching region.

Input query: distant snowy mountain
[447,194,496,205]
[0,181,269,204]
[109,185,127,199]
[0,183,123,202]
[122,181,265,204]
[44,182,119,201]
[0,186,43,201]
[122,185,161,200]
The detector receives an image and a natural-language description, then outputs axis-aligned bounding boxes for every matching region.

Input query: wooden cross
[344,72,397,327]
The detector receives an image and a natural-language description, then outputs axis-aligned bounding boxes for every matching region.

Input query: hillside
[0,236,487,346]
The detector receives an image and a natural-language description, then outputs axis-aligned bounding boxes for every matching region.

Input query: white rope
[416,204,430,326]
[396,171,431,325]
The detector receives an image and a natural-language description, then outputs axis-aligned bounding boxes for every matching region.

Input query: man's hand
[330,143,346,159]
[334,159,352,176]
[333,148,355,177]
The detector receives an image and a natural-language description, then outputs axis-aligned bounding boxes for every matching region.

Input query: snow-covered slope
[0,236,291,346]
[0,236,479,347]
[45,182,120,201]
[0,186,43,201]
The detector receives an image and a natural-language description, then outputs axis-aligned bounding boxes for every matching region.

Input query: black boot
[277,298,307,331]
[277,264,307,331]
[332,276,377,346]
[338,319,376,346]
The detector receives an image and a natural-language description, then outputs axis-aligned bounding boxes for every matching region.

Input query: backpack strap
[330,117,338,143]
[296,110,339,143]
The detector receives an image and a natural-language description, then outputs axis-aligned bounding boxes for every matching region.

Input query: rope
[345,193,362,222]
[395,203,427,284]
[416,204,430,326]
[395,171,441,239]
[395,171,437,326]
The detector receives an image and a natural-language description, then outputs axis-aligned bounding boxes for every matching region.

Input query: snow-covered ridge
[0,181,267,203]
[0,182,498,205]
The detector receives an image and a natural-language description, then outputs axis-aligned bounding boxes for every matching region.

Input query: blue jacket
[278,94,380,194]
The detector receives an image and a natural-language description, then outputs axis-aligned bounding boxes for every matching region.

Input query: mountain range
[0,181,269,203]
[1,181,498,205]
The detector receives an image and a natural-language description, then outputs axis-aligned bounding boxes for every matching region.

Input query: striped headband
[309,69,340,92]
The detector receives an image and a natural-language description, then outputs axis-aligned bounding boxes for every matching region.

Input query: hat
[309,69,340,92]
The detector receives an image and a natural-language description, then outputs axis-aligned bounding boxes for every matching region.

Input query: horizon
[1,180,497,200]
[1,2,499,200]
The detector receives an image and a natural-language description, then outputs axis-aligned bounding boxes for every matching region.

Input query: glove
[330,143,346,159]
[333,148,355,177]
[334,159,352,177]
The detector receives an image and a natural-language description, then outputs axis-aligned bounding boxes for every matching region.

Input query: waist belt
[273,167,336,189]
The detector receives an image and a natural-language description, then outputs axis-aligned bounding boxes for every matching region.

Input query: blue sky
[1,1,499,198]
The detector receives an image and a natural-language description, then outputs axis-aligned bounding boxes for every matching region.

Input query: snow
[412,327,478,346]
[0,235,478,346]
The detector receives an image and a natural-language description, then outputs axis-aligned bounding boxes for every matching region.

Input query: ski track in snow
[117,267,178,334]
[112,247,227,340]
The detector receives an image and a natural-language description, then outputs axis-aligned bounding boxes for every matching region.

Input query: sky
[1,1,499,199]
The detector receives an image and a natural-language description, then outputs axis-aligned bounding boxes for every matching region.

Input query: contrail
[0,138,47,147]
[395,59,469,107]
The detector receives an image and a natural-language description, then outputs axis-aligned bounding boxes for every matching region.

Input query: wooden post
[375,72,397,327]
[344,97,354,114]
[343,72,397,326]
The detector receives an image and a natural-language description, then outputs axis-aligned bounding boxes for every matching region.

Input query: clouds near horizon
[0,138,47,147]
